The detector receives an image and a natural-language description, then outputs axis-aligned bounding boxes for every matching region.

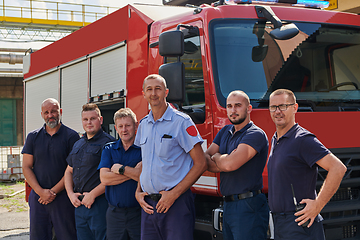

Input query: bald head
[41,98,62,129]
[41,98,60,109]
[227,90,250,106]
[226,90,252,127]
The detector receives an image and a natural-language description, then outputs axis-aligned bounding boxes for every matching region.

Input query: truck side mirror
[255,5,299,40]
[159,62,185,102]
[252,22,268,62]
[270,23,299,40]
[159,31,184,57]
[252,45,268,62]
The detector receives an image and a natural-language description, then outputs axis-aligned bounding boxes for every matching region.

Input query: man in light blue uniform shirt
[135,74,207,240]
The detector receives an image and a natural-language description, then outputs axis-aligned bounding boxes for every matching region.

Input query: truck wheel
[9,174,19,182]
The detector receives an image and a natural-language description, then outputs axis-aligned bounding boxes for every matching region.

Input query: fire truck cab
[23,1,360,239]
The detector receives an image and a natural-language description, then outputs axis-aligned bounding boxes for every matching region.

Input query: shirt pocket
[67,147,81,165]
[84,145,102,164]
[140,137,147,146]
[155,137,177,161]
[86,145,101,155]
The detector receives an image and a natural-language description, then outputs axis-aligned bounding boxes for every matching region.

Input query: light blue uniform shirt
[135,105,203,194]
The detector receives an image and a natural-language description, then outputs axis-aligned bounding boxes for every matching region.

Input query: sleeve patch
[186,125,198,137]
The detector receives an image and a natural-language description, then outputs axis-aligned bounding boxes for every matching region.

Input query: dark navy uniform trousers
[141,189,195,240]
[29,190,76,240]
[272,212,325,240]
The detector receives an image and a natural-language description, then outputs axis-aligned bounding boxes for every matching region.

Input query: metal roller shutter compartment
[61,60,88,133]
[24,71,59,136]
[90,45,127,98]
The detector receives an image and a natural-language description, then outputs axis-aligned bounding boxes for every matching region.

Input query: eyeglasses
[269,103,295,112]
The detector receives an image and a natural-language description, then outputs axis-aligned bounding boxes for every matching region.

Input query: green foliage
[0,181,28,212]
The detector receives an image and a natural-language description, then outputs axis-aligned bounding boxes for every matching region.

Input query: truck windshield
[209,19,360,111]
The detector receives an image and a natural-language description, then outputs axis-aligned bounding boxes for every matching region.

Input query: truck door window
[168,35,205,123]
[332,45,360,91]
[210,19,360,111]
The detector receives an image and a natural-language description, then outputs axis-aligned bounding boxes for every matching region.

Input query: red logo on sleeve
[186,125,198,137]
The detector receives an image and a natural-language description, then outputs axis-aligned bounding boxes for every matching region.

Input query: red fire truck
[23,0,360,239]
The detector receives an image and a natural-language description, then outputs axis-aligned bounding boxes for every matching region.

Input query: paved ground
[0,182,29,240]
[0,209,29,239]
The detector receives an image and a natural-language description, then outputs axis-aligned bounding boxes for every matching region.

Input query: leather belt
[145,193,162,202]
[271,212,295,216]
[223,190,262,202]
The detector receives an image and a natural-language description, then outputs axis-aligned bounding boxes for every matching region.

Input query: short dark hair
[82,103,101,117]
[269,89,296,103]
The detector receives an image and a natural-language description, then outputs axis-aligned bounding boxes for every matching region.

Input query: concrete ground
[0,182,29,240]
[0,207,29,239]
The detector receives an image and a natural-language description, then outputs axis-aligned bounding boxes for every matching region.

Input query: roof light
[225,0,329,8]
[225,0,276,3]
[296,0,329,8]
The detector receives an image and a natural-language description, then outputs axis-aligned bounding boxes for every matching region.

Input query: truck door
[164,21,211,147]
[157,21,224,239]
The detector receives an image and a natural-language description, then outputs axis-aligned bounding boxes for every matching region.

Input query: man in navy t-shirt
[22,98,79,240]
[206,90,269,240]
[268,89,346,240]
[99,108,142,240]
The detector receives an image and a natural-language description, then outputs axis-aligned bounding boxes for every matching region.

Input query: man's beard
[229,115,246,125]
[46,118,59,128]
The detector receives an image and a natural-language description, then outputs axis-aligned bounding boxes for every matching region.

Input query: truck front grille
[318,148,360,240]
[331,188,359,202]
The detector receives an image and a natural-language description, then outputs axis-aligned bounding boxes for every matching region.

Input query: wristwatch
[118,165,125,175]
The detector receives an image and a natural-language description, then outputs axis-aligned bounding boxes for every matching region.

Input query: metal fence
[0,0,118,24]
[0,146,23,182]
[0,0,120,41]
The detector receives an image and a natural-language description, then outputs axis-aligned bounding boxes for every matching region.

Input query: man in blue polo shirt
[134,74,207,240]
[268,89,347,240]
[99,108,142,240]
[206,90,269,240]
[22,98,79,240]
[65,103,115,240]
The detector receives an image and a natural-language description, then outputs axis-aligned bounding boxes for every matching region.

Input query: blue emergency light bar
[297,0,329,8]
[225,0,330,8]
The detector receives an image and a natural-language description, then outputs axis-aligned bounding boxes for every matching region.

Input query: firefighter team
[22,74,346,240]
